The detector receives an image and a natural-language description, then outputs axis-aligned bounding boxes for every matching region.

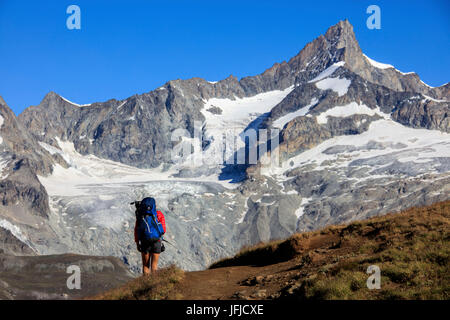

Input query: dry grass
[294,201,449,299]
[90,265,184,300]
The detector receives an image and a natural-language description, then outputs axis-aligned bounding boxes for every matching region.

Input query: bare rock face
[0,96,55,176]
[0,97,55,218]
[392,98,450,132]
[0,228,35,256]
[0,253,133,299]
[0,169,49,218]
[432,82,450,100]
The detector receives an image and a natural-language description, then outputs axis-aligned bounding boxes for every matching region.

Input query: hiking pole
[162,238,176,247]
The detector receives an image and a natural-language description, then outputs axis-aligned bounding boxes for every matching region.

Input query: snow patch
[315,77,351,97]
[60,95,91,107]
[0,158,9,179]
[116,101,127,110]
[422,94,447,103]
[316,102,389,124]
[0,219,29,244]
[419,80,434,88]
[294,198,311,218]
[308,61,345,82]
[38,138,238,197]
[273,98,319,129]
[202,87,294,126]
[363,54,394,70]
[263,119,450,177]
[39,142,60,155]
[236,197,250,224]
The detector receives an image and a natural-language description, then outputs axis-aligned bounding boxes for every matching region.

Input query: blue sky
[0,0,448,115]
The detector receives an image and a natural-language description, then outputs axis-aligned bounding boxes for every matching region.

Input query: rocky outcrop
[0,253,133,299]
[392,97,449,132]
[0,163,49,218]
[431,82,450,100]
[0,228,34,256]
[0,97,54,218]
[0,96,55,176]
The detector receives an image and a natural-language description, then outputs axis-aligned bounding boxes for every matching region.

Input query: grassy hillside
[91,265,184,300]
[93,200,450,300]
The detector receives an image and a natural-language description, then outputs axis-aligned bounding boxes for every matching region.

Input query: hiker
[133,197,166,275]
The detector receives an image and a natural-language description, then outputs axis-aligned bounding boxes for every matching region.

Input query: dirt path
[176,233,342,299]
[177,266,256,300]
[176,261,296,300]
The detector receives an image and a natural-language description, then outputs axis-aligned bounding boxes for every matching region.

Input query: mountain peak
[285,19,360,78]
[40,91,61,104]
[324,19,361,57]
[326,19,353,34]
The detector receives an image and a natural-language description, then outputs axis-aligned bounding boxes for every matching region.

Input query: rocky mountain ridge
[18,20,448,170]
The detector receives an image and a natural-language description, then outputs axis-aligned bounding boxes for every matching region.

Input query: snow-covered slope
[59,95,92,107]
[266,119,450,176]
[315,77,351,96]
[316,102,389,124]
[363,54,394,70]
[273,98,318,129]
[308,61,346,82]
[38,137,237,196]
[175,86,294,169]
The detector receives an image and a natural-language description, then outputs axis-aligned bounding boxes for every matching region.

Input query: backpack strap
[140,215,152,236]
[148,213,164,238]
